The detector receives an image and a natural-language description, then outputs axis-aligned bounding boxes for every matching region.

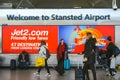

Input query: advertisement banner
[59,26,115,54]
[115,26,120,47]
[2,26,58,54]
[0,26,1,53]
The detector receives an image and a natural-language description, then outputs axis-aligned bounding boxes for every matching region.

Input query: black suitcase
[75,67,84,80]
[10,59,16,70]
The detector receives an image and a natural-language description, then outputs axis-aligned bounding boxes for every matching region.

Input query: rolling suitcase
[75,67,84,80]
[64,52,70,70]
[64,59,70,70]
[10,59,16,70]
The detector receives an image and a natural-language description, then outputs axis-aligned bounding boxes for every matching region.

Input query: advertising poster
[2,26,58,54]
[59,26,115,54]
[2,25,115,54]
[0,26,1,53]
[115,26,120,47]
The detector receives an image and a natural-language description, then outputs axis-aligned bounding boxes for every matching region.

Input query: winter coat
[84,38,97,64]
[106,42,116,58]
[18,53,29,62]
[38,45,47,59]
[57,43,68,59]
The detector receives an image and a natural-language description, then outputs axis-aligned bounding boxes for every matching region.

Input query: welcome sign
[0,9,120,25]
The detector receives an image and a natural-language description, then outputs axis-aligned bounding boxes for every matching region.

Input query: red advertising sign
[2,26,58,54]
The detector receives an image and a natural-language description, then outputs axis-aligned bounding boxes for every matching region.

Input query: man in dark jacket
[18,50,30,69]
[106,36,116,76]
[83,32,97,80]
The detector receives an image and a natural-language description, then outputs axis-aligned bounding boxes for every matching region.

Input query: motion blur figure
[83,32,97,80]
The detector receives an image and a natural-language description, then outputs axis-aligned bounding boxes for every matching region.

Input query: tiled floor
[0,68,120,80]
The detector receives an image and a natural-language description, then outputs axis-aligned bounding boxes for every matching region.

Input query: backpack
[45,48,51,59]
[109,42,120,56]
[114,46,120,56]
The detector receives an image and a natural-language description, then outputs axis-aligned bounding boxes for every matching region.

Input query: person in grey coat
[33,40,51,77]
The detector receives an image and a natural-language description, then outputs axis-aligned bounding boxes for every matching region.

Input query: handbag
[110,58,116,69]
[35,57,45,67]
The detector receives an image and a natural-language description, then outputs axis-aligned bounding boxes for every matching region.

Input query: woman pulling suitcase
[55,39,68,75]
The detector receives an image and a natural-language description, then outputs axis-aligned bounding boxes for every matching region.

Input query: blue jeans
[18,62,30,68]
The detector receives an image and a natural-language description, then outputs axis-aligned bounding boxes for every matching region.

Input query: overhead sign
[0,9,120,25]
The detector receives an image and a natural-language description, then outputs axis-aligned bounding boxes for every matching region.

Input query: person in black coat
[83,32,97,80]
[106,36,116,76]
[18,50,30,69]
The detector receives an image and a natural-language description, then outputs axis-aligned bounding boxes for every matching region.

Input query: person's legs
[24,62,30,69]
[113,68,117,73]
[110,68,116,76]
[83,63,89,80]
[44,59,51,77]
[55,58,60,72]
[109,68,113,76]
[37,66,42,73]
[45,59,50,74]
[106,58,111,76]
[55,58,64,75]
[33,66,42,76]
[108,59,114,76]
[18,62,24,68]
[90,64,97,80]
[59,58,65,75]
[113,68,117,75]
[61,58,64,72]
[18,62,21,68]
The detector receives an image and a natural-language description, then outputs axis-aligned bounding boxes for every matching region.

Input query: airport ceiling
[0,0,120,9]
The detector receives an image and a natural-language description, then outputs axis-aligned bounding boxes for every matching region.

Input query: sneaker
[105,68,109,72]
[45,73,51,77]
[106,73,111,76]
[112,72,116,75]
[33,72,40,76]
[47,74,51,77]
